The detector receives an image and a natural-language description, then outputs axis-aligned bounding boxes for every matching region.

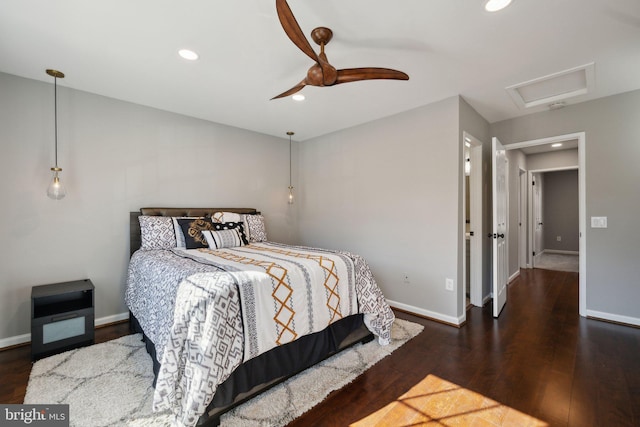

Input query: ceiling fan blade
[271,80,307,100]
[336,68,410,84]
[275,0,319,64]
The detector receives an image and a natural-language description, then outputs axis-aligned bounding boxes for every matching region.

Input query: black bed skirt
[130,313,373,426]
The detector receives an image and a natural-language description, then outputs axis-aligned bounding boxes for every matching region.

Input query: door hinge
[533,251,536,256]
[532,181,535,185]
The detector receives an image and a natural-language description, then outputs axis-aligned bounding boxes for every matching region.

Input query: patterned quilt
[125,242,394,427]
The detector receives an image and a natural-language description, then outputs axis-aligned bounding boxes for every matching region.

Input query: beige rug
[536,252,579,272]
[24,318,423,427]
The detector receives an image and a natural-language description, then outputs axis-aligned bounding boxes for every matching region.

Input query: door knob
[498,233,505,238]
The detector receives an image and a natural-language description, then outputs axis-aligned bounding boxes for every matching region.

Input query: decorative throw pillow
[172,217,200,248]
[244,214,267,242]
[211,221,249,245]
[176,218,217,249]
[211,211,243,223]
[202,229,245,250]
[139,216,176,250]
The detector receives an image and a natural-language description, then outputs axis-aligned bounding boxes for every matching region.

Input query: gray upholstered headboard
[129,207,259,256]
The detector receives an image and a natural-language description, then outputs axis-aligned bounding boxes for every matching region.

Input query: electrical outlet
[403,275,410,284]
[445,278,454,291]
[557,235,562,242]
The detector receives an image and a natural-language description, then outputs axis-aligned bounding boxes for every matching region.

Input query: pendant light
[287,131,294,204]
[46,69,66,200]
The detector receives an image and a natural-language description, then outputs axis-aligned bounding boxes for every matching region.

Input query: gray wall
[0,72,298,343]
[298,96,464,324]
[491,89,640,322]
[543,170,579,252]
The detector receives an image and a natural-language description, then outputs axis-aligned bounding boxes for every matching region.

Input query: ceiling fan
[272,0,409,100]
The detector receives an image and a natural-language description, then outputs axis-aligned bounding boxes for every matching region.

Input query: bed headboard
[129,207,259,256]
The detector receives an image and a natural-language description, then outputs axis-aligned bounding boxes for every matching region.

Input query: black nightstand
[31,279,95,361]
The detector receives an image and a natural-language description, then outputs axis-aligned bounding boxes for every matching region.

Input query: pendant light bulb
[46,69,66,200]
[288,186,294,204]
[47,167,66,200]
[287,131,295,205]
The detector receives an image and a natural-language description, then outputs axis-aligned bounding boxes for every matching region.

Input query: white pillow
[139,216,176,250]
[202,229,245,250]
[211,211,243,223]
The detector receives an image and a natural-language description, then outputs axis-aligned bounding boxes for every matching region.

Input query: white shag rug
[25,319,423,427]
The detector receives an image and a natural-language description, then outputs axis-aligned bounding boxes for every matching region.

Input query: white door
[533,174,543,267]
[492,137,508,317]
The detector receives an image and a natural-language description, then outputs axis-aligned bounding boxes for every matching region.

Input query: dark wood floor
[2,268,639,426]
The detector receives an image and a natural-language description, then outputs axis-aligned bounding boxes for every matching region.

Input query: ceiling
[518,139,579,155]
[1,0,639,141]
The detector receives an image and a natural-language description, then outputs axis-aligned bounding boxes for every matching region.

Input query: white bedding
[125,241,394,426]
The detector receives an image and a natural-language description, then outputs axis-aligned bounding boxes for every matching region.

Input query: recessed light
[178,49,199,61]
[292,94,305,101]
[551,143,563,148]
[485,0,512,12]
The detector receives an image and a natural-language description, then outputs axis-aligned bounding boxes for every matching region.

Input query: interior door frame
[462,132,484,309]
[519,168,528,269]
[504,132,586,317]
[530,172,544,267]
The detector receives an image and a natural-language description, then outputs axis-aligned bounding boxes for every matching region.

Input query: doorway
[529,168,580,272]
[518,169,527,269]
[463,132,483,309]
[504,132,586,317]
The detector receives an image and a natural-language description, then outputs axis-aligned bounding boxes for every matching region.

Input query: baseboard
[586,310,640,328]
[95,312,130,327]
[388,299,464,326]
[508,270,520,283]
[0,333,31,350]
[544,249,579,255]
[0,312,130,350]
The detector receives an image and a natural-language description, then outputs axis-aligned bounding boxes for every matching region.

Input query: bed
[125,207,395,427]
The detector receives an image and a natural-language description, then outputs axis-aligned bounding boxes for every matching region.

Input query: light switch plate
[591,216,607,228]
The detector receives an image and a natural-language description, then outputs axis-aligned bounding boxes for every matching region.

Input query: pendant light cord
[54,76,58,168]
[289,134,292,187]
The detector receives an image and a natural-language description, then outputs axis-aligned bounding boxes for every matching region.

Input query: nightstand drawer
[31,280,95,360]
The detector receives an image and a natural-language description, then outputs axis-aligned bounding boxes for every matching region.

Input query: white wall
[0,72,298,343]
[492,89,640,324]
[297,96,463,324]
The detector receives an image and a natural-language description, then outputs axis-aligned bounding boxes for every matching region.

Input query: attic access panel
[506,63,595,109]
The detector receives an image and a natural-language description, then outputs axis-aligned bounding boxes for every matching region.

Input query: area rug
[24,319,423,427]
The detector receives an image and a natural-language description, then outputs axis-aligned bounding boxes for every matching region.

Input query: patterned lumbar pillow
[244,214,267,243]
[176,218,217,249]
[211,221,249,245]
[139,216,177,250]
[211,211,243,223]
[202,229,245,250]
